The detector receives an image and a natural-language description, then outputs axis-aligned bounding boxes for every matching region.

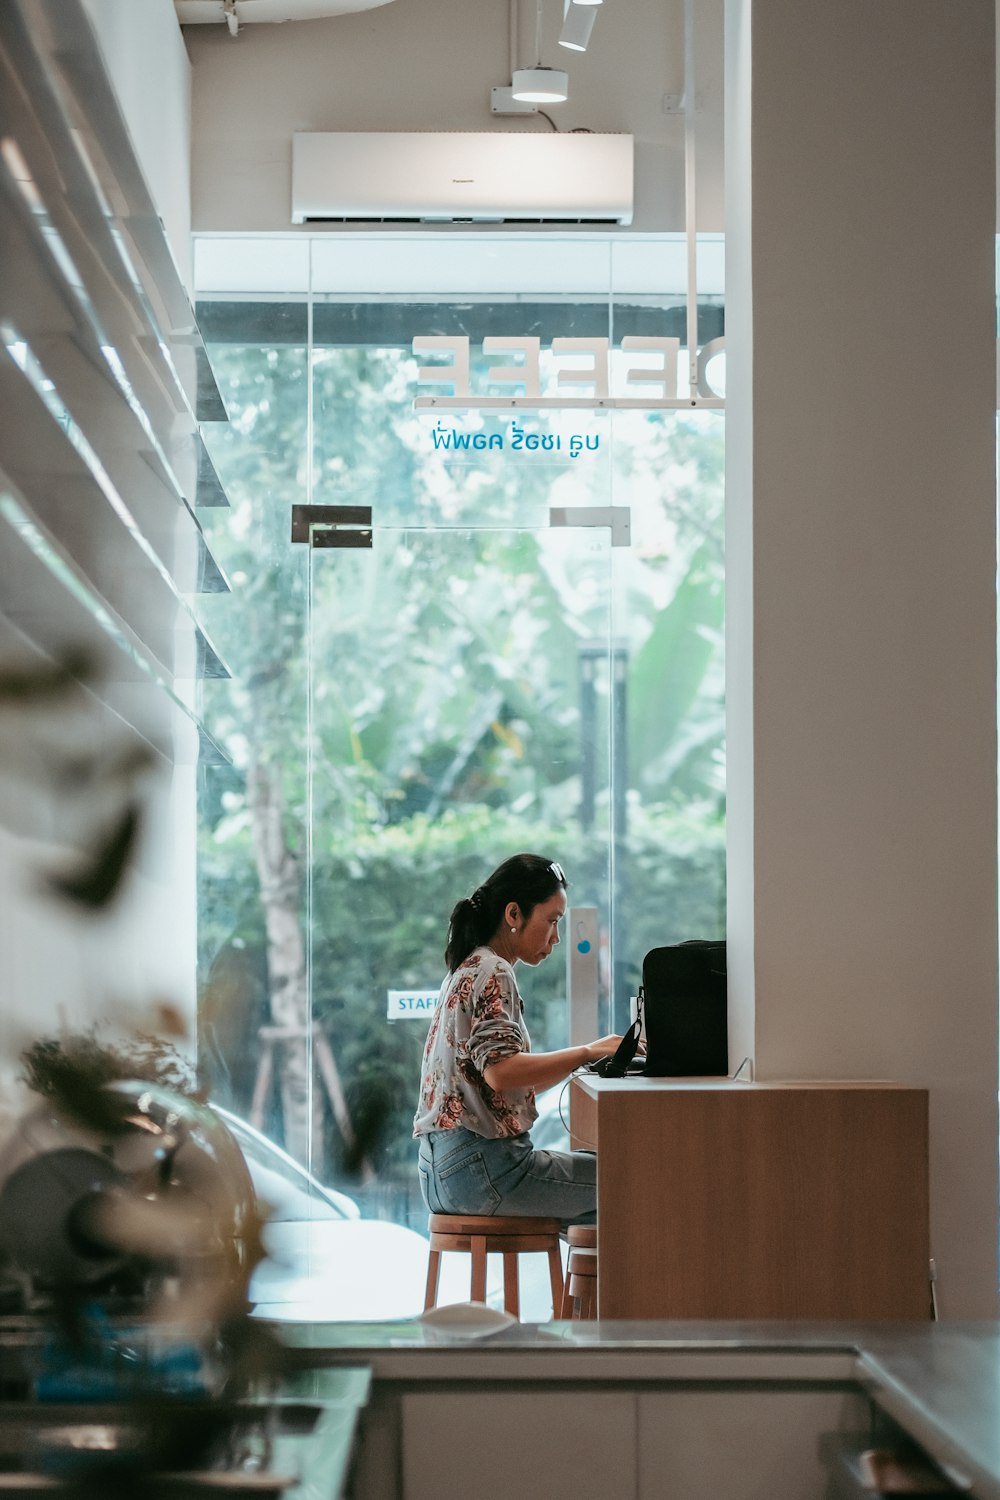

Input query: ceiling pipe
[683,0,698,396]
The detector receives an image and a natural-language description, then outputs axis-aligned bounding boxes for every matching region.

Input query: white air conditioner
[291,132,634,225]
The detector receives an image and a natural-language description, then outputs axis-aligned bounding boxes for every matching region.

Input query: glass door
[304,518,614,1230]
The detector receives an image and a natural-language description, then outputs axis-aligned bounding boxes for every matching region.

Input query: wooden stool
[565,1245,598,1320]
[424,1213,564,1320]
[558,1225,597,1318]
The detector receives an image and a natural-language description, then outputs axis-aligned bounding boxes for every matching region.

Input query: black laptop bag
[641,940,728,1077]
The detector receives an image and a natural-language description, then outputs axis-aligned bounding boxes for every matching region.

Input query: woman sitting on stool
[414,853,625,1227]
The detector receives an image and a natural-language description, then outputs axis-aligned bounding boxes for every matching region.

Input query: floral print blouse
[413,947,537,1140]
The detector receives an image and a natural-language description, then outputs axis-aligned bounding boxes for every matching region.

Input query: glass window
[194,234,725,1318]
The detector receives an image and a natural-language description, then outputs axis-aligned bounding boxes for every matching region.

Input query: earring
[510,926,516,934]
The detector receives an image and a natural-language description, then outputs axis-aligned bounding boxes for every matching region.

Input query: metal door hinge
[291,504,373,547]
[549,506,631,547]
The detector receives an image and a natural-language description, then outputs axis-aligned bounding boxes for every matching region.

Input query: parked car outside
[210,1106,474,1321]
[211,1106,361,1221]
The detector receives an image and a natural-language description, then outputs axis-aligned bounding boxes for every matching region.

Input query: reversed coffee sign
[412,333,725,409]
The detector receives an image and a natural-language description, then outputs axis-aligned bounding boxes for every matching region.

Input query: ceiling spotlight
[572,0,602,6]
[559,0,597,51]
[512,66,570,103]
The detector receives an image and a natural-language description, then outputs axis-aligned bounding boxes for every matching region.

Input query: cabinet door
[402,1390,637,1500]
[637,1388,870,1500]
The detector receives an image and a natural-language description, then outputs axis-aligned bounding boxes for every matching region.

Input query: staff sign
[387,989,438,1020]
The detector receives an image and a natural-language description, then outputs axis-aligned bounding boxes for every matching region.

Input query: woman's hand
[583,1034,629,1063]
[483,1032,642,1093]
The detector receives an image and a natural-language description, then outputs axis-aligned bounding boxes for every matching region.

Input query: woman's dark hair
[445,853,568,971]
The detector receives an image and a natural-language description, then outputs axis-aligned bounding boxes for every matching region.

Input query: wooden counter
[570,1076,929,1321]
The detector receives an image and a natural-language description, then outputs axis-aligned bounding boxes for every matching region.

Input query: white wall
[183,0,724,234]
[726,0,998,1316]
[80,0,198,1038]
[81,0,193,287]
[0,0,198,1115]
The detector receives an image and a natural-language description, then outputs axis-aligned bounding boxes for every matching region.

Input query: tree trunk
[246,756,316,1168]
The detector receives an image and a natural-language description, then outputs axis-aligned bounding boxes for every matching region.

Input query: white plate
[419,1302,517,1338]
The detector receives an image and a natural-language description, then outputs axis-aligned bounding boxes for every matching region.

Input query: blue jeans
[417,1127,596,1227]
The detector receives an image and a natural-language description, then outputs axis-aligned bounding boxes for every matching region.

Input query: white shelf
[0,470,229,766]
[24,335,230,594]
[0,345,229,683]
[0,155,231,590]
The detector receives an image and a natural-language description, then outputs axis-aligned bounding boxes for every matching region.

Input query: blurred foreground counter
[275,1319,1000,1500]
[569,1075,930,1320]
[0,1322,369,1499]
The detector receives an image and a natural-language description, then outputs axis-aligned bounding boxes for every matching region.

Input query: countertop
[4,1315,999,1495]
[272,1318,1000,1498]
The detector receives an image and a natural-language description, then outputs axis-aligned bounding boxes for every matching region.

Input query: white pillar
[726,0,998,1316]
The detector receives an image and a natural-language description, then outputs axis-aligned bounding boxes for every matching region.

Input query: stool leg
[470,1234,487,1304]
[584,1279,597,1319]
[558,1257,575,1320]
[502,1254,520,1319]
[423,1248,441,1312]
[547,1243,565,1319]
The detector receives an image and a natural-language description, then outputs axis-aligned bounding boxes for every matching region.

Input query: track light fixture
[493,0,572,113]
[558,0,597,52]
[511,65,570,102]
